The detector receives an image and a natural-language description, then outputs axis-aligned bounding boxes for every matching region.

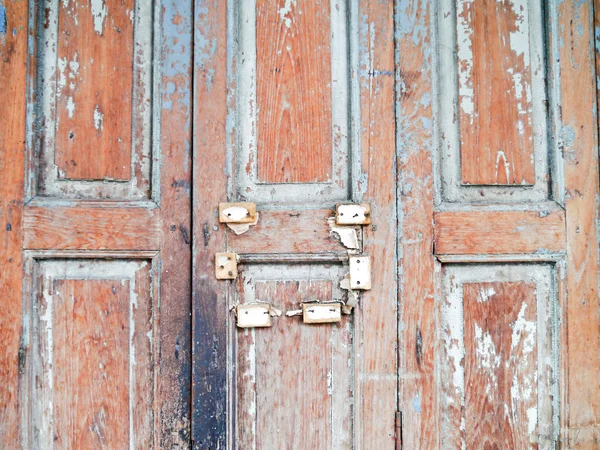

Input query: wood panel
[55,0,134,181]
[396,0,438,446]
[235,279,352,448]
[157,0,194,446]
[23,203,160,251]
[463,282,538,448]
[434,209,566,255]
[457,0,535,185]
[256,0,332,183]
[229,209,346,254]
[29,260,154,449]
[441,265,556,448]
[560,0,600,444]
[357,0,397,446]
[0,0,27,446]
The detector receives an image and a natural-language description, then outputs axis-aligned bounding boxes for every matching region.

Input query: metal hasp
[219,202,257,224]
[215,252,238,279]
[302,303,342,324]
[349,255,371,290]
[236,303,272,328]
[335,203,370,225]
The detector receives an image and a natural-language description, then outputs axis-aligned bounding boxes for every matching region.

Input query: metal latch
[302,303,342,323]
[349,255,371,290]
[215,252,237,279]
[336,203,370,225]
[219,202,257,224]
[236,303,271,328]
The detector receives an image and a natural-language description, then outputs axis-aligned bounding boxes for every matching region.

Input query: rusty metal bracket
[236,303,272,328]
[349,255,371,290]
[219,202,257,224]
[215,252,238,279]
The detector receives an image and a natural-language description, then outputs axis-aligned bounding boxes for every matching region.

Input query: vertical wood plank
[358,0,397,446]
[158,1,193,447]
[457,0,535,185]
[559,0,600,445]
[52,280,131,449]
[55,0,134,181]
[396,0,438,447]
[192,0,228,446]
[0,0,27,446]
[256,0,332,183]
[463,282,538,448]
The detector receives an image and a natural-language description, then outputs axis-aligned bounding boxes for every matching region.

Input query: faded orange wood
[463,282,538,448]
[191,0,228,445]
[358,0,397,446]
[56,0,134,181]
[0,0,27,446]
[256,0,332,183]
[560,0,600,444]
[157,1,194,446]
[229,209,346,254]
[434,210,566,255]
[396,0,438,447]
[457,0,535,185]
[23,204,160,250]
[53,280,131,448]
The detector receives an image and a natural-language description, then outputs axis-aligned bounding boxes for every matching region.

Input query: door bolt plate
[336,203,370,225]
[349,255,372,290]
[236,303,271,328]
[219,202,257,224]
[302,303,342,324]
[215,252,238,279]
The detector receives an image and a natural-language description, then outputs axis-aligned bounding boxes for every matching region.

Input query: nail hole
[220,265,224,269]
[357,281,361,285]
[228,271,233,276]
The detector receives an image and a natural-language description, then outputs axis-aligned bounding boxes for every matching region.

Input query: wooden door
[1,0,193,448]
[3,0,600,449]
[192,0,600,449]
[192,0,397,448]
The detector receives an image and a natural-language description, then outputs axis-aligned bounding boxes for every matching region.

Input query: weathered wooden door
[2,0,600,449]
[1,0,193,448]
[192,0,600,448]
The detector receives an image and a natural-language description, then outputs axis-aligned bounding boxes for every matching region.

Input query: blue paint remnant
[413,395,422,414]
[0,2,7,38]
[561,125,576,148]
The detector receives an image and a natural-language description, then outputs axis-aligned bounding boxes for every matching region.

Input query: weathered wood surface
[236,280,352,448]
[29,260,154,448]
[357,0,398,446]
[23,203,160,251]
[0,0,27,446]
[191,0,228,446]
[463,282,538,448]
[229,209,346,254]
[396,0,438,446]
[256,0,332,183]
[157,1,193,447]
[434,209,566,255]
[561,0,600,445]
[457,0,534,185]
[55,0,134,181]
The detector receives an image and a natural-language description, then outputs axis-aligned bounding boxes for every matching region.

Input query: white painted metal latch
[302,302,342,324]
[336,203,370,225]
[236,303,272,328]
[219,202,257,223]
[349,255,371,290]
[215,252,238,279]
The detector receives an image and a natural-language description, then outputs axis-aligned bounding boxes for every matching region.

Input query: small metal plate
[349,255,371,290]
[219,202,257,224]
[336,203,370,225]
[237,304,271,328]
[302,303,342,324]
[215,252,237,279]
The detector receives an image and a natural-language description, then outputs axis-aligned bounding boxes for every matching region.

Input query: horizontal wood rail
[23,201,161,251]
[434,209,566,256]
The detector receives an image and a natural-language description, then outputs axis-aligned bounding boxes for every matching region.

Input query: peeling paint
[91,0,108,34]
[94,105,104,130]
[278,0,297,29]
